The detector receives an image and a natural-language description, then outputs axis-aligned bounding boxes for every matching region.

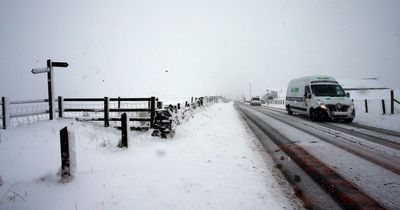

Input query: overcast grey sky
[1,0,399,100]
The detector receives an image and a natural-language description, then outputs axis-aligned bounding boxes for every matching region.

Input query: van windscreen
[311,85,346,97]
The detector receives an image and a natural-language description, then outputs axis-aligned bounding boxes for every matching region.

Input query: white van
[285,76,355,122]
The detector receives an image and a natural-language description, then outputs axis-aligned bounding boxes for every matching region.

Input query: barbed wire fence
[9,102,49,127]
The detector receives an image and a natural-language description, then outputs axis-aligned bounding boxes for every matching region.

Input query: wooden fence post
[58,96,64,118]
[117,97,121,109]
[365,99,368,113]
[391,90,394,114]
[104,97,109,127]
[119,113,128,148]
[2,97,10,129]
[150,97,156,128]
[382,100,386,115]
[59,126,76,178]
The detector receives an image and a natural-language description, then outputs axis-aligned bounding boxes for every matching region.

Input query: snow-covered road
[0,102,301,210]
[237,102,400,210]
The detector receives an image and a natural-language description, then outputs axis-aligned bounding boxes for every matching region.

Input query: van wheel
[310,109,317,121]
[287,105,293,115]
[344,118,354,123]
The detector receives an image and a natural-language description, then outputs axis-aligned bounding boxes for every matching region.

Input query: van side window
[305,86,311,96]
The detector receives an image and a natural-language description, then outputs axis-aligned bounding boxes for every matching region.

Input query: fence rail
[63,98,103,102]
[9,99,49,105]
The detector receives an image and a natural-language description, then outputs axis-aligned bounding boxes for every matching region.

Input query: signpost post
[32,59,68,120]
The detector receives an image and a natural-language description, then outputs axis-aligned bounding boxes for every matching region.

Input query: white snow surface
[0,102,299,210]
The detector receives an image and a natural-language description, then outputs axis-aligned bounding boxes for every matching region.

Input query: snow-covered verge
[0,102,300,210]
[352,113,400,132]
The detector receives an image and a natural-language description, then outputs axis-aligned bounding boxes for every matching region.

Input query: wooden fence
[60,96,156,129]
[357,90,399,114]
[1,96,156,129]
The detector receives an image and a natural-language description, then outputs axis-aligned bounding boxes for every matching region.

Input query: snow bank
[0,102,298,210]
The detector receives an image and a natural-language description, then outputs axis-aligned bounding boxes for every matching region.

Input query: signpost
[31,59,69,120]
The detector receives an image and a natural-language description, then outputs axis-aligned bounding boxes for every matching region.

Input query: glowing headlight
[317,99,328,109]
[349,104,354,110]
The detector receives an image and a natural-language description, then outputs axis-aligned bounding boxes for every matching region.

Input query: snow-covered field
[0,102,300,210]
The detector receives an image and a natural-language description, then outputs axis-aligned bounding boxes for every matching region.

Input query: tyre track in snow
[250,105,400,176]
[263,106,400,149]
[236,106,342,210]
[348,123,400,138]
[261,106,400,155]
[235,102,386,210]
[314,123,400,151]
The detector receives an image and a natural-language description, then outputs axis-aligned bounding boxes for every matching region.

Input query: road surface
[235,102,400,210]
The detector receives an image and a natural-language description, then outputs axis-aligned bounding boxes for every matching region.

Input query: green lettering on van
[317,77,330,80]
[291,87,299,93]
